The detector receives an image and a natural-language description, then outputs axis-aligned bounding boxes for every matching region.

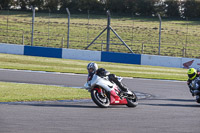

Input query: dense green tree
[30,0,45,10]
[60,0,71,12]
[15,0,44,10]
[60,0,104,13]
[44,0,60,12]
[164,0,180,17]
[77,0,104,12]
[0,0,13,9]
[105,0,126,13]
[103,0,161,15]
[17,0,28,10]
[182,0,200,18]
[135,0,160,16]
[62,0,79,12]
[3,0,200,18]
[122,0,138,14]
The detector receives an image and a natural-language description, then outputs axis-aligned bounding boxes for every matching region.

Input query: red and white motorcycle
[84,74,138,108]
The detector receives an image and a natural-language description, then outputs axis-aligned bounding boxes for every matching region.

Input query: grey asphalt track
[0,69,200,133]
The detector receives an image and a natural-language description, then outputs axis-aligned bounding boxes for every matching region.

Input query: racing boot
[121,88,133,96]
[117,82,133,96]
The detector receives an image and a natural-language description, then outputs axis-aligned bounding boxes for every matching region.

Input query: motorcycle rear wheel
[126,92,138,107]
[91,89,110,108]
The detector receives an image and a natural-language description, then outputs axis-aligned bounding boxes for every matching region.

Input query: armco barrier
[182,58,200,69]
[0,43,24,55]
[2,43,200,69]
[101,51,141,64]
[62,49,101,61]
[141,54,182,68]
[24,46,62,58]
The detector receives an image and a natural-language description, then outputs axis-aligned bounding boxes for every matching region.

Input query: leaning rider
[87,62,131,95]
[187,68,200,96]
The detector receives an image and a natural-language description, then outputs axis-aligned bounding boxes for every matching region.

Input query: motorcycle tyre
[126,92,138,107]
[91,89,110,108]
[196,95,200,103]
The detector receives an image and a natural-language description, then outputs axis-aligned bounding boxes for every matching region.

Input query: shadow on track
[148,98,195,102]
[8,102,129,108]
[141,103,200,108]
[141,98,200,108]
[23,103,100,108]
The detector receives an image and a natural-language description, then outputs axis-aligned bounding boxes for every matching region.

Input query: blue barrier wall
[3,43,198,68]
[24,46,62,58]
[101,52,141,64]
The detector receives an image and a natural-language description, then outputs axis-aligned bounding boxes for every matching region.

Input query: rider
[187,68,200,96]
[87,62,130,94]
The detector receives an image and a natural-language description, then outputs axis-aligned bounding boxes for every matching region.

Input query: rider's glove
[87,81,91,87]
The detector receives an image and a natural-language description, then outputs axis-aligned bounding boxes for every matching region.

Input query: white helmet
[87,62,98,73]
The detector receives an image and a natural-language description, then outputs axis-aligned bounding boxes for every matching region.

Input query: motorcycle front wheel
[126,92,138,107]
[91,89,110,108]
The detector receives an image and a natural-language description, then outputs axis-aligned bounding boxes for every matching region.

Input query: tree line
[1,0,200,18]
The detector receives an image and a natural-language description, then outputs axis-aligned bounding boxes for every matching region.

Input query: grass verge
[0,53,188,81]
[0,82,90,102]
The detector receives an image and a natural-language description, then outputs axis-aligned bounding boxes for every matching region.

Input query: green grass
[0,53,188,81]
[1,10,200,58]
[0,53,188,102]
[0,81,90,102]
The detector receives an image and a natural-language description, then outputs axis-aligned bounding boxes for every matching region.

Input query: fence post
[158,14,162,55]
[101,40,103,51]
[182,47,185,57]
[66,8,70,48]
[48,9,50,46]
[31,6,35,46]
[185,17,188,51]
[106,10,111,52]
[61,36,64,48]
[85,10,133,53]
[131,13,134,46]
[7,10,9,44]
[141,43,144,54]
[22,31,24,45]
[87,10,90,45]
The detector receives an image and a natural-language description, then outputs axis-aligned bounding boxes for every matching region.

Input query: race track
[0,69,200,133]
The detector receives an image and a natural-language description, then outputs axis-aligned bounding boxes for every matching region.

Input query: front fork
[94,87,108,98]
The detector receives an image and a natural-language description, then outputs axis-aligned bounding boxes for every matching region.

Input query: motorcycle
[189,77,200,103]
[84,74,138,108]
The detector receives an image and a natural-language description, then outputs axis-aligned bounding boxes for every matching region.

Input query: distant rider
[87,62,131,95]
[187,68,200,96]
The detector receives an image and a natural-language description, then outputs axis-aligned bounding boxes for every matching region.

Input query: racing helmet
[187,68,197,80]
[87,62,98,73]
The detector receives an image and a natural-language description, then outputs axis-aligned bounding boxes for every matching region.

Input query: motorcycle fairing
[93,85,128,105]
[91,74,113,92]
[110,89,128,105]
